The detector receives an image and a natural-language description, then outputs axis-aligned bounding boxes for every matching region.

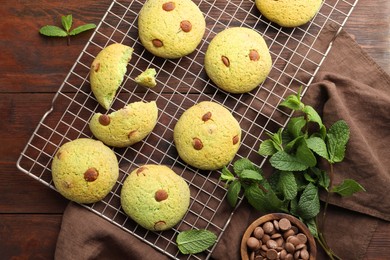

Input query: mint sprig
[331,179,365,197]
[220,87,365,260]
[176,229,217,255]
[39,14,96,45]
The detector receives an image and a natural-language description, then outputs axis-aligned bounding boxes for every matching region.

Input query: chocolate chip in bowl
[241,213,316,260]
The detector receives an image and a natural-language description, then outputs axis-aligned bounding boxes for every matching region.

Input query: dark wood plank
[344,0,390,74]
[0,163,67,213]
[0,214,62,260]
[366,219,390,259]
[0,93,54,163]
[0,0,111,93]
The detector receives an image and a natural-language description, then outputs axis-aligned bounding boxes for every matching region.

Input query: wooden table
[1,1,389,259]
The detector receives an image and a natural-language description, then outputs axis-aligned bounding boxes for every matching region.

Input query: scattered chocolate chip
[180,20,192,32]
[296,243,306,250]
[192,138,203,150]
[266,249,278,260]
[92,62,100,72]
[297,233,308,244]
[266,239,278,249]
[128,130,138,139]
[279,218,292,231]
[300,248,310,260]
[154,220,166,230]
[152,39,163,47]
[261,234,270,244]
[98,114,110,126]
[221,55,230,67]
[263,221,274,234]
[155,189,168,202]
[291,225,299,234]
[253,226,264,239]
[275,237,284,247]
[283,229,295,239]
[285,253,294,260]
[246,237,260,250]
[202,111,212,122]
[295,250,302,259]
[273,219,280,230]
[56,151,62,159]
[288,236,301,246]
[249,49,260,61]
[280,249,287,259]
[285,242,295,253]
[232,135,240,145]
[84,167,99,182]
[162,2,175,11]
[136,166,148,176]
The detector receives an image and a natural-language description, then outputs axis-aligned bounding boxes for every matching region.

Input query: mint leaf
[69,23,97,36]
[39,25,67,37]
[331,179,365,196]
[233,158,258,175]
[295,140,317,168]
[61,14,72,32]
[304,218,319,238]
[311,167,330,190]
[306,136,329,160]
[302,105,323,128]
[294,173,309,192]
[227,180,241,207]
[264,128,283,152]
[176,230,217,255]
[245,183,284,213]
[284,136,303,153]
[269,151,309,171]
[287,116,306,138]
[39,15,96,45]
[327,120,350,163]
[259,139,278,156]
[277,171,298,200]
[297,183,320,220]
[267,170,280,193]
[240,169,263,182]
[289,197,299,216]
[304,172,316,183]
[220,167,235,185]
[279,93,303,111]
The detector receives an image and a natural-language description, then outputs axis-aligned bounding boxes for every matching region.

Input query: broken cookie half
[89,101,158,148]
[90,43,133,110]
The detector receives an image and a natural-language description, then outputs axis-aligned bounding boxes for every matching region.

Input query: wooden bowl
[240,213,316,260]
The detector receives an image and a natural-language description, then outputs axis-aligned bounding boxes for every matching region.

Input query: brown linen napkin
[55,202,170,260]
[55,24,390,259]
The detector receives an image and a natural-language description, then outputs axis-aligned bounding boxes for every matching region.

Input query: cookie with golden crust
[255,0,323,27]
[138,0,206,59]
[204,27,272,94]
[51,138,119,204]
[89,101,158,148]
[120,164,190,231]
[173,101,241,170]
[90,43,133,109]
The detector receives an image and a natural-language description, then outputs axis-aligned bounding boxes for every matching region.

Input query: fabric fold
[55,202,170,260]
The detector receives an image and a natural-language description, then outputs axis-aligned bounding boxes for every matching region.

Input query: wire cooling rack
[17,0,359,259]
